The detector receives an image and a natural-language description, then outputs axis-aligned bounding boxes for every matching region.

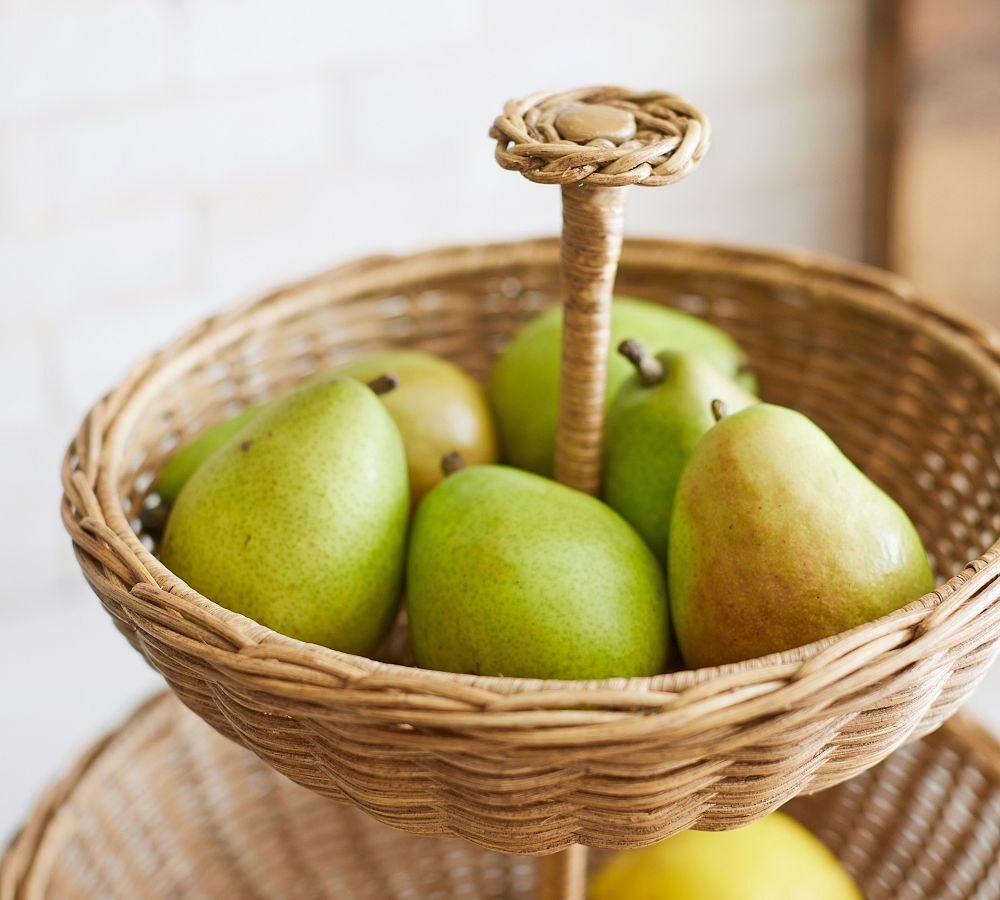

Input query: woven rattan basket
[62,236,1000,853]
[61,90,1000,885]
[5,692,1000,900]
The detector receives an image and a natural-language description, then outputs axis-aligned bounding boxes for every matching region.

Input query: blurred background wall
[0,0,868,626]
[869,0,1000,324]
[7,0,1000,846]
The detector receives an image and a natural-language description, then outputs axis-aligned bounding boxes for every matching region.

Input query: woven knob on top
[490,86,710,187]
[490,87,710,495]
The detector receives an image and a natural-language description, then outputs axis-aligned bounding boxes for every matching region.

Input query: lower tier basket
[5,694,1000,899]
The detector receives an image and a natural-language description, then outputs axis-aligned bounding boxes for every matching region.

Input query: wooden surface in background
[870,0,1000,323]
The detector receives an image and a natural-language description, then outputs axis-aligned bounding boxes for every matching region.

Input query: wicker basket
[5,692,1000,900]
[62,234,1000,855]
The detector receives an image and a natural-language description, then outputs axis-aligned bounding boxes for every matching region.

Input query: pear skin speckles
[161,378,409,655]
[669,404,934,668]
[407,465,669,680]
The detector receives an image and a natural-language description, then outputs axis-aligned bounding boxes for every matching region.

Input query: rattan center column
[555,182,627,492]
[491,85,710,899]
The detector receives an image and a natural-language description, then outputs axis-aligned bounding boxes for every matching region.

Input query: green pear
[487,296,754,477]
[155,406,258,505]
[407,461,669,679]
[153,350,497,506]
[669,404,935,668]
[589,812,862,900]
[603,339,759,561]
[161,377,409,654]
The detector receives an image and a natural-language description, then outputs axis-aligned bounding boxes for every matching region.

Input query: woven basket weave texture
[5,694,1000,900]
[62,238,1000,854]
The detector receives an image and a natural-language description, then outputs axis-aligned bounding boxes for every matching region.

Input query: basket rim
[0,695,168,899]
[63,236,1000,721]
[4,692,1000,897]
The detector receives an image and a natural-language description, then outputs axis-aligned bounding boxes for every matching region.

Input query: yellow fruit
[335,351,497,503]
[589,813,861,900]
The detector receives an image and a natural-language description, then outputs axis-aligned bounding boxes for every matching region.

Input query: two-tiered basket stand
[60,88,1000,898]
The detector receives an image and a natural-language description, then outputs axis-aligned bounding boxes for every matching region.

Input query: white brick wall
[0,0,867,620]
[7,82,337,226]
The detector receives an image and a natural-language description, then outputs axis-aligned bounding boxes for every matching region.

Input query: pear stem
[441,451,467,476]
[711,398,728,422]
[366,372,399,395]
[617,338,665,386]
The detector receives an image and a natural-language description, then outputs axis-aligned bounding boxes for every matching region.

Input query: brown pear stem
[711,398,728,422]
[366,372,399,395]
[441,451,467,476]
[617,338,666,386]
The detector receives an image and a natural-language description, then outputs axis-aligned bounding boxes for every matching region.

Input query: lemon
[589,813,861,900]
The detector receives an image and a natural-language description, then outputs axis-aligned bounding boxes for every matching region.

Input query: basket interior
[8,694,1000,900]
[114,239,1000,643]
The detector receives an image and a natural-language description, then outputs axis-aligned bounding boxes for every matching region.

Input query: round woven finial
[490,86,709,499]
[490,86,710,187]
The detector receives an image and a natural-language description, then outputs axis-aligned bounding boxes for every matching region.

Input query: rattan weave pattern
[490,87,709,186]
[61,238,1000,854]
[5,694,1000,899]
